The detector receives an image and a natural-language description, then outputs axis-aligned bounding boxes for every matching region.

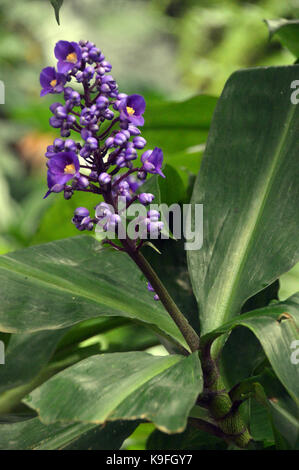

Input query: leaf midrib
[210,103,297,331]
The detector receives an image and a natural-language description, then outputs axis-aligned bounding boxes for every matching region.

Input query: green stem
[122,239,200,353]
[199,341,252,448]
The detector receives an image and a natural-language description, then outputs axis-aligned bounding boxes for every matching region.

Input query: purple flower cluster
[40,40,165,301]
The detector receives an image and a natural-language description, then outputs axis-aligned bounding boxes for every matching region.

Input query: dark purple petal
[129,115,145,126]
[44,171,66,198]
[40,87,52,97]
[57,61,74,74]
[120,94,146,126]
[127,94,146,115]
[40,67,66,97]
[54,41,73,60]
[141,147,165,177]
[147,282,155,292]
[48,151,80,176]
[75,207,90,217]
[40,67,56,88]
[55,41,82,73]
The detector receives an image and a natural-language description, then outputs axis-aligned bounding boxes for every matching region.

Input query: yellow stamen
[50,79,57,87]
[64,163,75,174]
[126,106,135,116]
[66,52,78,63]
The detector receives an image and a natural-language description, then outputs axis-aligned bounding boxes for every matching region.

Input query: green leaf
[24,352,202,434]
[0,319,159,415]
[163,148,204,189]
[265,19,299,58]
[50,0,63,25]
[280,262,299,300]
[200,294,299,405]
[231,367,299,449]
[250,400,275,446]
[241,280,279,314]
[143,164,186,205]
[221,328,264,389]
[0,330,66,395]
[147,424,226,450]
[187,66,299,336]
[256,368,299,449]
[0,416,138,450]
[143,95,217,154]
[0,236,188,351]
[32,191,101,245]
[221,281,280,388]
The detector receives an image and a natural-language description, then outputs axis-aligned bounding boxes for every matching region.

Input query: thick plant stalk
[122,238,200,353]
[199,341,252,448]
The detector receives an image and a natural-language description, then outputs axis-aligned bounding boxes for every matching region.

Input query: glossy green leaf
[0,236,188,350]
[265,19,299,58]
[25,352,202,433]
[50,0,63,25]
[200,294,299,405]
[0,416,138,450]
[188,66,299,336]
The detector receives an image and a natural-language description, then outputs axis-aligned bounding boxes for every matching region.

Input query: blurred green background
[0,0,299,448]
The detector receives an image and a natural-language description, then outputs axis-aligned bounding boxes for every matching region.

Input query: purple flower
[120,94,146,126]
[145,210,164,236]
[40,38,166,256]
[147,282,160,301]
[138,193,155,205]
[95,203,121,232]
[54,41,82,74]
[147,282,155,292]
[141,147,165,178]
[72,207,94,231]
[99,172,111,185]
[133,136,147,149]
[44,172,65,198]
[45,151,80,197]
[126,175,142,192]
[40,67,66,97]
